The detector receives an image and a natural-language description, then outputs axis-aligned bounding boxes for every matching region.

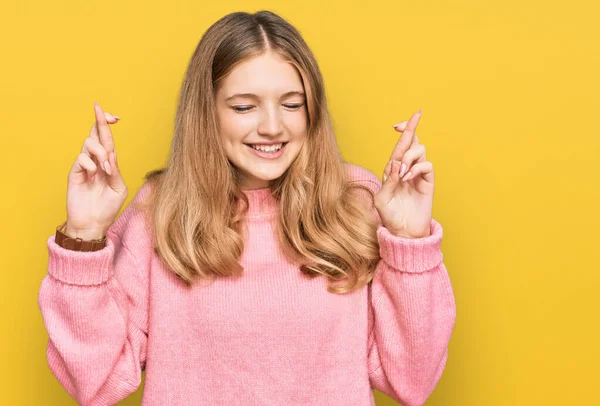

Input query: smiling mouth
[245,142,288,152]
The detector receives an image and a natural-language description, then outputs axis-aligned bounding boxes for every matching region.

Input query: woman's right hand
[65,102,128,240]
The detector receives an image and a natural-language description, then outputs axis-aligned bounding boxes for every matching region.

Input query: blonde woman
[38,10,456,406]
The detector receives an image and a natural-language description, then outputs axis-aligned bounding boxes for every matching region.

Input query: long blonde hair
[134,10,381,294]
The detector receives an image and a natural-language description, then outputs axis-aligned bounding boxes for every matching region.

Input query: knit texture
[38,163,456,406]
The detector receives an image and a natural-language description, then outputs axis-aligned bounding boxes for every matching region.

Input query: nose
[256,105,284,138]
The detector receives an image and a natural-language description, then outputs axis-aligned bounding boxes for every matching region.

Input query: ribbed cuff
[376,218,444,273]
[46,233,114,286]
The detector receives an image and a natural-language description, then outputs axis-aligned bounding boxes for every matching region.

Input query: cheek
[285,113,308,138]
[220,114,254,145]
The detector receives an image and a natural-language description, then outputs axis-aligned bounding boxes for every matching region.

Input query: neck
[240,187,278,219]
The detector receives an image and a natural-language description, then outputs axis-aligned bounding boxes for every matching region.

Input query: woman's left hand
[374,109,434,239]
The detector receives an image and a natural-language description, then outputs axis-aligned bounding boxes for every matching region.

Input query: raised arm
[367,219,456,406]
[38,192,151,405]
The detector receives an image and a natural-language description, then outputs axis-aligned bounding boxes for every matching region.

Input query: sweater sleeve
[37,190,151,405]
[367,219,456,406]
[344,162,456,406]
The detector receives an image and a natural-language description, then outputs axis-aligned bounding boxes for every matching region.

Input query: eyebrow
[225,91,305,102]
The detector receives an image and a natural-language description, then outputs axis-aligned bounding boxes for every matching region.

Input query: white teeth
[251,143,283,152]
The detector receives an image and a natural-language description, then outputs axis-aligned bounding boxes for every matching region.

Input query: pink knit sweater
[38,163,456,406]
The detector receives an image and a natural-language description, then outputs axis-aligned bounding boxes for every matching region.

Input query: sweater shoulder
[107,181,154,256]
[343,162,382,194]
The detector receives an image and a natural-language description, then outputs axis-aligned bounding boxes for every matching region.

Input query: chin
[231,144,300,187]
[235,164,288,187]
[250,169,286,182]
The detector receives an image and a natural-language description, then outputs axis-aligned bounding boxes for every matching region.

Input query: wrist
[389,230,417,239]
[64,224,107,241]
[387,227,430,239]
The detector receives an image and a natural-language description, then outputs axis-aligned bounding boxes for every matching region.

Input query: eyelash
[232,104,304,113]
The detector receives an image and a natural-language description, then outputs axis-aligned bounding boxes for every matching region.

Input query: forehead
[218,53,304,96]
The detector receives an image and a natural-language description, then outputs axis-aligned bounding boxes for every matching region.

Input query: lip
[244,141,288,146]
[245,142,287,159]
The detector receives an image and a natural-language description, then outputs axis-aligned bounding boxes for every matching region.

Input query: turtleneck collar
[240,188,278,219]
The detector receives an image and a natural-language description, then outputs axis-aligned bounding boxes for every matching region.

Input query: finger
[382,159,393,182]
[105,150,127,192]
[392,121,408,130]
[393,122,419,146]
[71,152,99,183]
[383,160,401,185]
[401,160,434,183]
[389,109,422,162]
[81,137,111,176]
[94,102,116,153]
[89,112,120,141]
[394,121,419,147]
[376,160,402,204]
[383,133,421,182]
[398,144,426,178]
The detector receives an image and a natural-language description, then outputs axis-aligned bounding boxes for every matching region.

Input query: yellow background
[1,0,598,404]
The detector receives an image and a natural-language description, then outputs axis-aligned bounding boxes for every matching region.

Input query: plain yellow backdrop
[1,0,598,404]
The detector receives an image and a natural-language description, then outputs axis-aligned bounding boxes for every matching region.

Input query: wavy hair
[134,10,381,294]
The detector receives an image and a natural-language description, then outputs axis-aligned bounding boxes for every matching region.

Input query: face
[215,51,308,190]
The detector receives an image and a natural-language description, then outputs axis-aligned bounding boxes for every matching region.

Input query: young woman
[38,10,456,406]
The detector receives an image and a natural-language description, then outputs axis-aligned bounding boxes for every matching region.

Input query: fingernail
[402,171,412,182]
[417,108,422,115]
[399,163,407,178]
[104,160,112,175]
[94,101,98,107]
[114,115,120,120]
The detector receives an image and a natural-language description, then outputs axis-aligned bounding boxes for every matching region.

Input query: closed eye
[231,103,304,113]
[232,106,253,112]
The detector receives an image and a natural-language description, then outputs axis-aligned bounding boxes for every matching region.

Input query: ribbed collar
[240,188,278,219]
